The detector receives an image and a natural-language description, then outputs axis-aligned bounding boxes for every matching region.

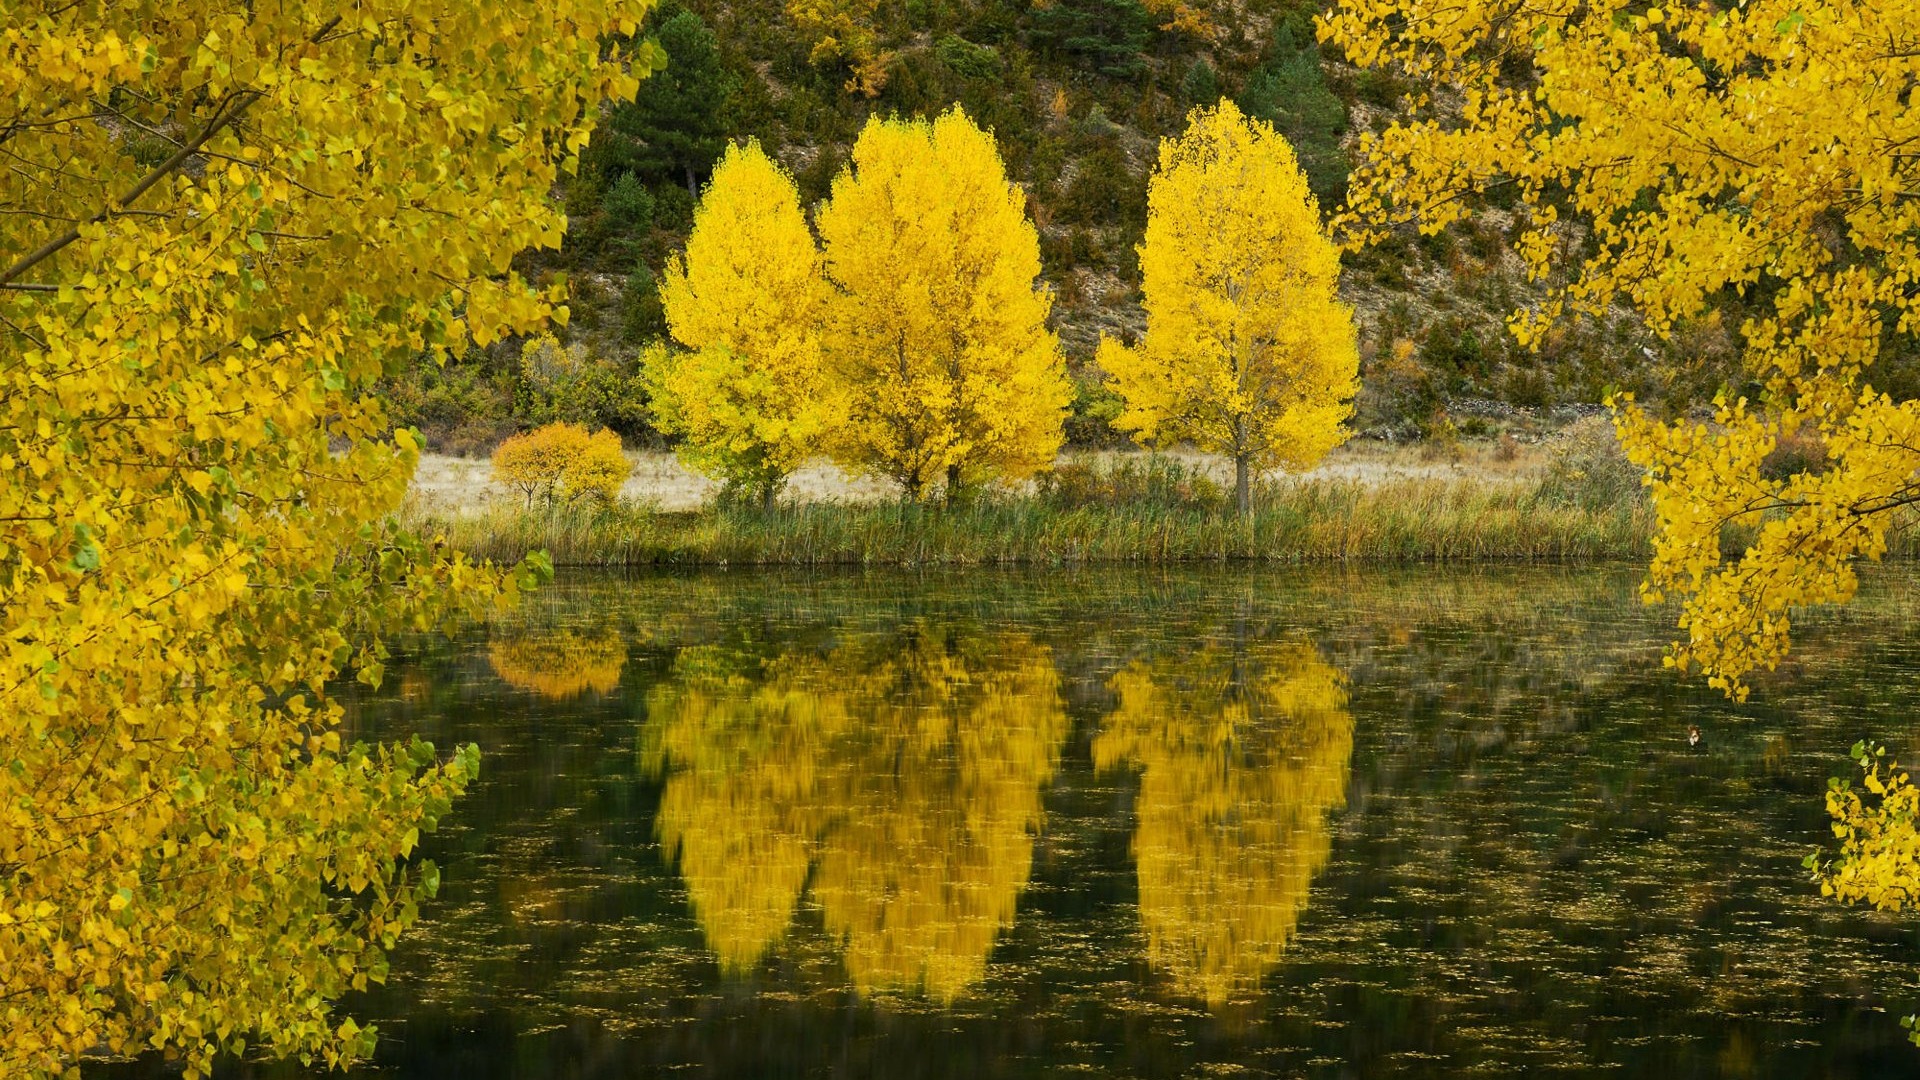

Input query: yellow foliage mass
[817,108,1073,503]
[642,630,1068,1000]
[0,2,650,1075]
[1095,638,1353,1007]
[786,0,893,95]
[654,141,832,507]
[491,421,630,507]
[1323,0,1920,702]
[1098,101,1359,514]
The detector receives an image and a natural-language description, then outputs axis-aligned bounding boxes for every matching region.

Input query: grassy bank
[407,476,1655,567]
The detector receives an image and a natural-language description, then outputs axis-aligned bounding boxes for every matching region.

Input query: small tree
[1098,101,1359,515]
[492,423,630,508]
[653,141,831,510]
[817,108,1072,504]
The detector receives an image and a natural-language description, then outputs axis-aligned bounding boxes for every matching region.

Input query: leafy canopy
[817,108,1073,502]
[1322,0,1920,1011]
[0,1,652,1075]
[491,422,632,508]
[1323,0,1920,702]
[653,140,832,506]
[1099,100,1359,512]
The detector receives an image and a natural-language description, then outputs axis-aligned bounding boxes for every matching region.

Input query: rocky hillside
[390,0,1746,454]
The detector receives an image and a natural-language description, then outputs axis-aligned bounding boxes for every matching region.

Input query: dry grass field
[409,438,1553,515]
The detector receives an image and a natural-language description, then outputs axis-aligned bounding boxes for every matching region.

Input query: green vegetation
[409,466,1653,568]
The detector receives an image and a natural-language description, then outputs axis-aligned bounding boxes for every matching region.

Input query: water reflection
[488,628,625,698]
[642,627,1068,1000]
[121,566,1920,1080]
[1096,635,1353,1005]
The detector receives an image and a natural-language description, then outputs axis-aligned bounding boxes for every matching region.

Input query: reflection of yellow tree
[1095,638,1353,1007]
[487,630,626,698]
[644,631,1067,1000]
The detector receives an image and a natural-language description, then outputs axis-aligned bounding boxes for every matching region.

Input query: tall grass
[407,475,1654,568]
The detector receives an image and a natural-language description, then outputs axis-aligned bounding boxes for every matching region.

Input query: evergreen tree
[1180,58,1220,107]
[602,9,741,195]
[1237,27,1349,206]
[1031,0,1151,80]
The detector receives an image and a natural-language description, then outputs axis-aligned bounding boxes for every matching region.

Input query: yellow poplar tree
[1098,100,1360,516]
[654,140,831,509]
[817,108,1073,504]
[0,2,655,1076]
[1321,0,1920,981]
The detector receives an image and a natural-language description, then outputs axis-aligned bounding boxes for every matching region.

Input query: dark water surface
[133,566,1920,1077]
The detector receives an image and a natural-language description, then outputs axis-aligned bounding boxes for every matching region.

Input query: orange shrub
[492,422,630,507]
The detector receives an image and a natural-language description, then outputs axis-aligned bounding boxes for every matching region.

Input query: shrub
[935,34,1002,78]
[1034,454,1227,512]
[492,422,632,507]
[516,332,650,436]
[602,172,656,232]
[1535,417,1643,510]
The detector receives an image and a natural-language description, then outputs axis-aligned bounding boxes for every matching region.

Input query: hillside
[386,0,1738,455]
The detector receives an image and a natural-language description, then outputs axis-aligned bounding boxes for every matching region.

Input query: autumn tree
[1098,101,1360,515]
[1094,637,1353,1006]
[642,629,1068,1000]
[492,422,631,508]
[788,0,892,95]
[817,109,1072,504]
[652,141,832,509]
[0,3,653,1076]
[1321,0,1920,1000]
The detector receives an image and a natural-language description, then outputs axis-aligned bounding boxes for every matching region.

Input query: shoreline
[405,476,1657,568]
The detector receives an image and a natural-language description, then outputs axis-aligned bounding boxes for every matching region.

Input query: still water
[184,567,1920,1076]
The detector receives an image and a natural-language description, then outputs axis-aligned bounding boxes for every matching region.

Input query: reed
[405,475,1658,568]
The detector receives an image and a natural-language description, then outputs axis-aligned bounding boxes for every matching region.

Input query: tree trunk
[1234,453,1251,518]
[759,480,776,513]
[685,164,698,198]
[945,462,962,509]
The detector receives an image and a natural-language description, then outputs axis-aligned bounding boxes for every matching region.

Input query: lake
[115,565,1920,1077]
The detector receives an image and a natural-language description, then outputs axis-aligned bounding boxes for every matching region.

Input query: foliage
[0,1,645,1076]
[1236,24,1348,205]
[1324,0,1920,702]
[515,333,651,437]
[817,108,1073,502]
[602,173,658,233]
[491,423,632,508]
[1180,58,1220,106]
[1535,417,1644,513]
[1031,0,1153,79]
[600,8,740,194]
[641,630,1068,998]
[789,0,893,95]
[1815,741,1920,913]
[653,141,832,507]
[1098,101,1359,513]
[934,34,1003,80]
[1095,636,1352,1005]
